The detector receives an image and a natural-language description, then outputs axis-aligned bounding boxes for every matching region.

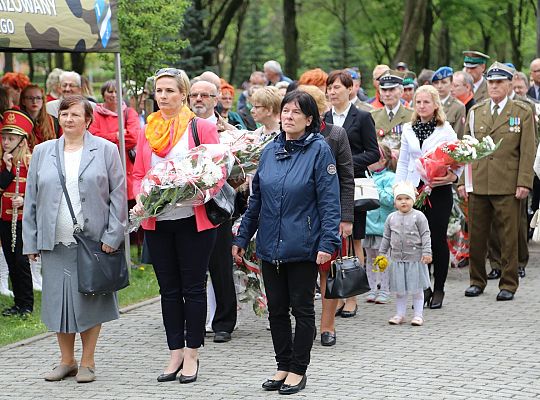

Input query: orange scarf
[456,92,474,107]
[145,105,195,157]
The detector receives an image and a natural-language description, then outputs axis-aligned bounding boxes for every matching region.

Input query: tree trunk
[28,53,34,82]
[506,0,524,70]
[283,0,298,79]
[420,0,433,69]
[437,24,450,67]
[55,53,64,69]
[4,53,13,73]
[392,0,428,66]
[229,1,249,84]
[70,53,86,74]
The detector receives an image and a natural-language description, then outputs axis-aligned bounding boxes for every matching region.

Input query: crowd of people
[0,51,538,394]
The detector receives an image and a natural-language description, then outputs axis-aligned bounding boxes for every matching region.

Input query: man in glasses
[189,79,238,344]
[46,71,96,118]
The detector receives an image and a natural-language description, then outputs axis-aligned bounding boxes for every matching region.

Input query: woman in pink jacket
[89,80,140,202]
[131,68,220,384]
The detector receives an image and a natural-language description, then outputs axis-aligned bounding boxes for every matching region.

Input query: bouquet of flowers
[220,130,272,181]
[129,144,233,231]
[448,192,470,268]
[415,135,501,208]
[232,218,267,316]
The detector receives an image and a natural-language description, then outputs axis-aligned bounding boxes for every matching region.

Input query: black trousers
[208,220,237,333]
[261,260,318,376]
[0,220,33,310]
[421,185,453,292]
[145,217,216,350]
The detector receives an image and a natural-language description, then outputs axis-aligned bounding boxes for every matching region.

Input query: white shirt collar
[490,96,508,113]
[332,102,352,117]
[473,77,484,93]
[385,103,401,117]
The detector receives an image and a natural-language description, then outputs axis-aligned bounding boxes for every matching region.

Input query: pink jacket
[89,103,141,200]
[132,117,221,232]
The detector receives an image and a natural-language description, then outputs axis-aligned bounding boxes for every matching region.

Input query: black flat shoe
[334,304,344,317]
[262,378,286,391]
[487,269,501,280]
[213,331,232,343]
[464,285,484,297]
[179,360,199,384]
[279,375,307,395]
[430,290,444,309]
[157,362,183,382]
[321,331,336,346]
[340,305,358,318]
[496,289,514,301]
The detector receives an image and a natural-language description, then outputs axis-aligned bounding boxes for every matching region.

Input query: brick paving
[2,246,540,399]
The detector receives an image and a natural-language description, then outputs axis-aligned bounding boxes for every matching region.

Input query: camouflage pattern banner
[0,0,119,53]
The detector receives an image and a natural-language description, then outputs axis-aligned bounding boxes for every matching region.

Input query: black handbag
[55,142,129,295]
[325,238,371,299]
[191,117,235,225]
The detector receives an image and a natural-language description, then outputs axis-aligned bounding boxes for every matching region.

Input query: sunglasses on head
[154,68,184,78]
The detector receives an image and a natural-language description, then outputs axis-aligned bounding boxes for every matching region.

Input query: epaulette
[512,99,531,111]
[370,108,384,116]
[470,98,490,111]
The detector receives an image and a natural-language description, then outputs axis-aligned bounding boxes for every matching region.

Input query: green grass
[0,247,159,347]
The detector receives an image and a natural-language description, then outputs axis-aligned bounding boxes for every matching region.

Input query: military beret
[486,61,514,81]
[1,109,33,138]
[378,70,403,89]
[431,66,453,82]
[345,68,360,80]
[463,50,490,68]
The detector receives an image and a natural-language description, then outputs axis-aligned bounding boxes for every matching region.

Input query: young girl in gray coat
[379,181,432,326]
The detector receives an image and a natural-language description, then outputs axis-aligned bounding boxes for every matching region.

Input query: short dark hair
[100,80,116,98]
[281,90,321,134]
[59,95,94,126]
[327,70,353,88]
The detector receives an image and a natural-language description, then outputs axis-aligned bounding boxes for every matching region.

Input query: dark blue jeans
[262,260,318,375]
[145,217,216,349]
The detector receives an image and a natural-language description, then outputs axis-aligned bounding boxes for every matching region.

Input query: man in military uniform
[431,66,466,138]
[463,50,490,103]
[458,62,535,301]
[370,70,413,150]
[401,72,416,105]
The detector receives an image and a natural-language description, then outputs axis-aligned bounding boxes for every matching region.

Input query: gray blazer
[23,132,127,254]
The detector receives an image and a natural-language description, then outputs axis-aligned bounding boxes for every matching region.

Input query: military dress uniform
[473,79,489,103]
[443,97,466,139]
[352,97,374,113]
[460,64,535,299]
[371,105,412,150]
[463,50,490,103]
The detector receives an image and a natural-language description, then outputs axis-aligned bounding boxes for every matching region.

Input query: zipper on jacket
[307,216,311,230]
[275,259,280,274]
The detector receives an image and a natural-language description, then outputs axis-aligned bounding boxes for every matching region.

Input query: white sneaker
[366,291,377,303]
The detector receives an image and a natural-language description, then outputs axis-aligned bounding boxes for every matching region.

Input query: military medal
[510,117,521,133]
[377,129,385,137]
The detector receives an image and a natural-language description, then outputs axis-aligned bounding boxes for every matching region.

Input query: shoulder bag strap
[54,141,82,233]
[191,117,200,146]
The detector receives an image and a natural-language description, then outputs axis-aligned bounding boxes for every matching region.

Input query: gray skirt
[388,260,431,295]
[41,243,119,333]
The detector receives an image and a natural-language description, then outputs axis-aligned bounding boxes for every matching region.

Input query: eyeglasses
[154,68,184,78]
[23,96,43,102]
[189,93,216,99]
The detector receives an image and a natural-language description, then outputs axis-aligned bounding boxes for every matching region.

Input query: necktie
[388,110,394,121]
[492,104,499,122]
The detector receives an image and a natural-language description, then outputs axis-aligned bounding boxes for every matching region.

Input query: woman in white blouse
[395,85,460,310]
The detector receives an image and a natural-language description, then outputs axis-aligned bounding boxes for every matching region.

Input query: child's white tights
[395,291,424,318]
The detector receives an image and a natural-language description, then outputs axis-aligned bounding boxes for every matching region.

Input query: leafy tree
[117,0,189,103]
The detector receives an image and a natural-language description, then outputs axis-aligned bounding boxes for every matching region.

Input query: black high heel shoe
[423,288,433,308]
[179,360,199,384]
[430,290,444,309]
[157,362,183,382]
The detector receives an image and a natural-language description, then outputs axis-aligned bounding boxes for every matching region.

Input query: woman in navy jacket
[233,91,341,395]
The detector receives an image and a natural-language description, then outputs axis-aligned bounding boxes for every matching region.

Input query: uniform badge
[327,164,337,175]
[377,129,385,137]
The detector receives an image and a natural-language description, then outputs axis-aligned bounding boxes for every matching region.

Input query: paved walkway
[2,246,540,399]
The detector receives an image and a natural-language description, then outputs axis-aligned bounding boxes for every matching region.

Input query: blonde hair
[0,135,31,168]
[250,86,282,115]
[411,85,446,126]
[155,70,191,106]
[297,85,327,116]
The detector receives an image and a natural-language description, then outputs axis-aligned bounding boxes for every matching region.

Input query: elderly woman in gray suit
[23,95,126,383]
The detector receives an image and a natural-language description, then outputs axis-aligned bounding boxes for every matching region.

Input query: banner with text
[0,0,119,53]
